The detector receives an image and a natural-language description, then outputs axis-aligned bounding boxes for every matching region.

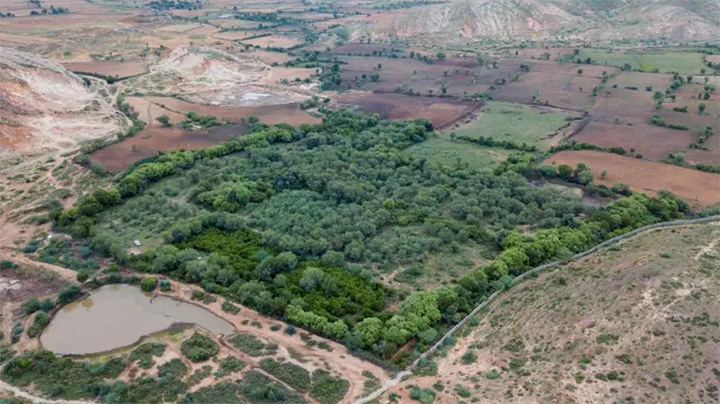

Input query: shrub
[260,358,311,391]
[181,333,219,362]
[140,277,157,292]
[57,285,83,305]
[221,301,240,314]
[76,270,90,283]
[22,298,42,316]
[285,325,296,335]
[461,349,477,365]
[214,356,245,377]
[157,358,188,380]
[596,333,619,345]
[455,384,471,398]
[1,260,17,270]
[129,343,166,369]
[409,387,436,403]
[159,279,171,291]
[26,312,52,338]
[229,333,266,357]
[310,370,350,404]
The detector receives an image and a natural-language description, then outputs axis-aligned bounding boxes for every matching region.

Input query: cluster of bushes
[179,112,220,131]
[180,333,219,362]
[129,343,166,369]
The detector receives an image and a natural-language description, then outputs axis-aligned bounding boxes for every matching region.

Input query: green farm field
[444,101,575,150]
[407,136,511,170]
[575,49,707,74]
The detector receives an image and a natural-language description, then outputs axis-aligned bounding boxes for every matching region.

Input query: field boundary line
[353,215,720,404]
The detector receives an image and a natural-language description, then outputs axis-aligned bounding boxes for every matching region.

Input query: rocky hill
[362,0,720,43]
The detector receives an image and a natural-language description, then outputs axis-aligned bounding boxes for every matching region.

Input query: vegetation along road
[355,214,720,404]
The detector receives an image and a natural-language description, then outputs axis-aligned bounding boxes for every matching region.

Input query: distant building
[133,240,142,247]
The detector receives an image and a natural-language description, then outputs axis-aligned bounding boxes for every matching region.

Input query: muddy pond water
[40,284,235,355]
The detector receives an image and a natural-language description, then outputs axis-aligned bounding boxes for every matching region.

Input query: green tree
[354,317,383,347]
[436,51,446,61]
[156,115,171,127]
[698,102,706,115]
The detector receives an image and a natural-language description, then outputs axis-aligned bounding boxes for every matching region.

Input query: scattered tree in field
[698,102,706,115]
[577,68,583,75]
[436,51,446,61]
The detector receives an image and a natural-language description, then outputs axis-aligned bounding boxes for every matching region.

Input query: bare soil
[571,121,696,160]
[335,92,481,129]
[545,150,720,207]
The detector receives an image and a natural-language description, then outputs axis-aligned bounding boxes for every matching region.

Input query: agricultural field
[0,0,719,402]
[445,101,579,150]
[571,48,708,74]
[545,150,720,207]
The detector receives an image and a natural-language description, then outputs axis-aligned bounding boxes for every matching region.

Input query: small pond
[40,284,235,355]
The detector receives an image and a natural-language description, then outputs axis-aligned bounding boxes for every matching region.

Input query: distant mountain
[360,0,720,43]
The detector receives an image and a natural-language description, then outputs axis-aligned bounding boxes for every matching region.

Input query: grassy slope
[407,137,510,171]
[423,222,720,403]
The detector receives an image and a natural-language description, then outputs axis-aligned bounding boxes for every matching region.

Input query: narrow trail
[354,215,720,404]
[0,380,92,404]
[0,248,78,283]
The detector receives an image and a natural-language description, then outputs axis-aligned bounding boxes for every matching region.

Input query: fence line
[354,215,720,404]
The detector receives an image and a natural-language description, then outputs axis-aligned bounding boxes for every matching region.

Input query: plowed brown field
[545,150,720,207]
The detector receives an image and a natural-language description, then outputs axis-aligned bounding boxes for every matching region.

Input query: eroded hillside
[0,47,126,153]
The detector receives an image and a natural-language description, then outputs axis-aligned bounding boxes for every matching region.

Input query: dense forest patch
[54,110,691,365]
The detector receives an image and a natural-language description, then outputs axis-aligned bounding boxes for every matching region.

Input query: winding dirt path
[0,380,92,404]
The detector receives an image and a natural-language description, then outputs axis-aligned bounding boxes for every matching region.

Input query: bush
[260,358,311,391]
[310,370,350,404]
[409,387,436,403]
[57,285,83,306]
[181,333,219,362]
[22,298,42,316]
[0,260,17,270]
[158,358,188,380]
[221,301,240,314]
[455,384,471,398]
[285,325,296,335]
[140,277,158,292]
[77,270,90,283]
[461,349,477,365]
[214,356,245,377]
[129,343,166,369]
[159,279,171,291]
[229,333,267,357]
[26,312,52,338]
